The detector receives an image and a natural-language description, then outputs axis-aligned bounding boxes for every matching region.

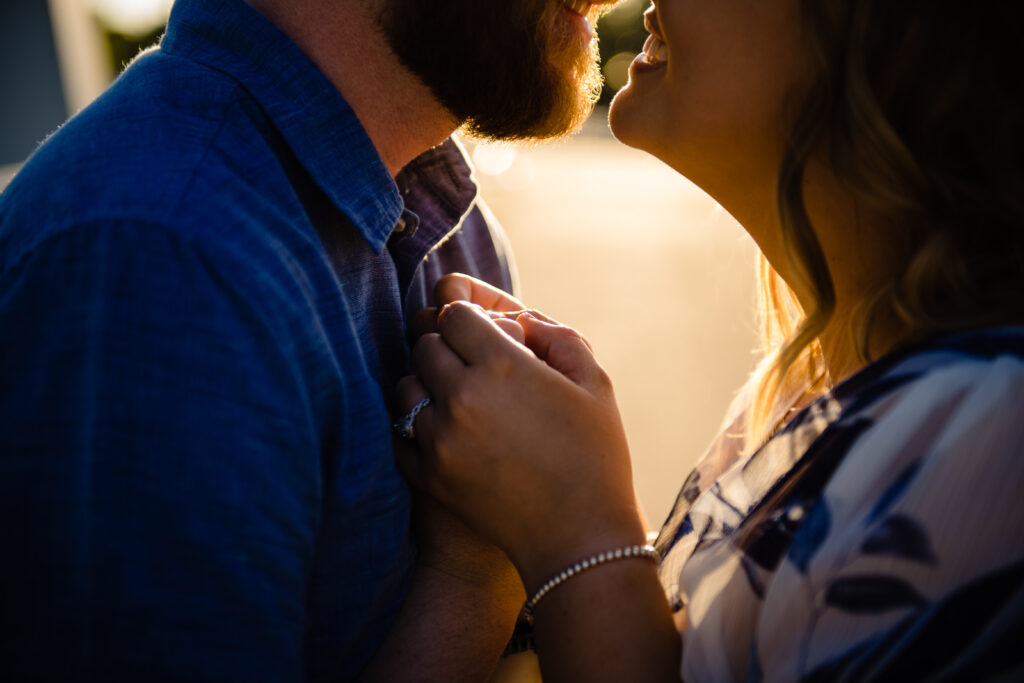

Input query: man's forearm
[358,563,524,681]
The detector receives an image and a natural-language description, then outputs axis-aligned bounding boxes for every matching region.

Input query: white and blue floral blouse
[654,326,1024,682]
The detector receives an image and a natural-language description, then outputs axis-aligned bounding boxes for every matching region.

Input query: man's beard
[378,0,603,141]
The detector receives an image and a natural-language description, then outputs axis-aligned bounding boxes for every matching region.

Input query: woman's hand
[408,273,528,340]
[395,277,682,683]
[396,301,647,593]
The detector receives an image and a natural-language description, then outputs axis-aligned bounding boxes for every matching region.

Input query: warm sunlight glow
[88,0,172,36]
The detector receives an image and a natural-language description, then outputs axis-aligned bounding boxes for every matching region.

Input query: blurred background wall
[0,3,66,166]
[1,0,760,527]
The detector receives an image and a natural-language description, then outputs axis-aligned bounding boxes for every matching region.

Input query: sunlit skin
[610,0,903,379]
[609,0,806,286]
[395,0,915,681]
[237,1,648,680]
[245,0,457,175]
[247,0,619,174]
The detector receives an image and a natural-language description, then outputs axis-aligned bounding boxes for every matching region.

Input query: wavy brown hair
[747,0,1024,448]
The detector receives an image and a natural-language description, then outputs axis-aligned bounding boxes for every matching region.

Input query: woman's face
[609,0,809,194]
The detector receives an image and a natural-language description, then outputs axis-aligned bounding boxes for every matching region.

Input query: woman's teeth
[643,34,668,64]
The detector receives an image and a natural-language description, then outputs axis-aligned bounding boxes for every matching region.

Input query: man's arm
[0,221,322,680]
[358,497,525,682]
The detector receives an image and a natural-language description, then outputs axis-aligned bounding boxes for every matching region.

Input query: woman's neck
[801,165,910,385]
[706,158,908,386]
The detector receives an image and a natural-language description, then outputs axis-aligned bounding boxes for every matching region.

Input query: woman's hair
[746,0,1024,448]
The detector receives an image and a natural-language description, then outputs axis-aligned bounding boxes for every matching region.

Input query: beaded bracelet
[523,544,658,623]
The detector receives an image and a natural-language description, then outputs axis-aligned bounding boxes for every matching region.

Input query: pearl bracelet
[523,544,658,623]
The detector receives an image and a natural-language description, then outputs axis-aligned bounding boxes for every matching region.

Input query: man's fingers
[434,274,524,312]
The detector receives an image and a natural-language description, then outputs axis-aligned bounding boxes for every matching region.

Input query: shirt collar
[396,137,480,250]
[161,0,402,251]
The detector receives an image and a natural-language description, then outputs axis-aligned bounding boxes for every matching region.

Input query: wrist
[417,548,525,612]
[523,542,658,623]
[514,516,648,596]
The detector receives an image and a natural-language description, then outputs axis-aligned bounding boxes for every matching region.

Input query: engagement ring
[394,398,431,440]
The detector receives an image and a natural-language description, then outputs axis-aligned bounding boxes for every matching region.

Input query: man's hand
[358,436,524,682]
[401,434,524,600]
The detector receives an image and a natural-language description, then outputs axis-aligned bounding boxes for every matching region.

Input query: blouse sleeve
[752,355,1024,682]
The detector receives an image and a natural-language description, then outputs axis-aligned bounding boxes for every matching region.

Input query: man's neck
[247,0,458,176]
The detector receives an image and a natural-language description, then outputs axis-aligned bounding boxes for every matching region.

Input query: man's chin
[459,96,597,143]
[379,0,601,142]
[458,63,603,142]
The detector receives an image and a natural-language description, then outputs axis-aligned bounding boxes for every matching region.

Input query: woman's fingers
[436,301,530,367]
[518,315,608,392]
[409,307,529,346]
[434,274,525,312]
[408,306,440,341]
[411,331,468,398]
[393,375,435,487]
[396,308,639,577]
[490,315,527,345]
[408,276,526,345]
[430,302,600,393]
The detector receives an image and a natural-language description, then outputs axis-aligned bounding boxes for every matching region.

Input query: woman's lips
[633,6,668,70]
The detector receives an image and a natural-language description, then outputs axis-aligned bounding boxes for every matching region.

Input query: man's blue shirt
[0,0,514,679]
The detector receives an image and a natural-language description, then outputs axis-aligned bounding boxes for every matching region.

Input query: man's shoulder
[0,47,286,267]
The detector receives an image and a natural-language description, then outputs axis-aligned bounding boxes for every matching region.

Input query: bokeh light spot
[472,144,517,176]
[604,52,635,93]
[89,0,172,36]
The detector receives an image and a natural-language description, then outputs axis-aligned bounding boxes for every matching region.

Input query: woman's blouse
[655,327,1024,682]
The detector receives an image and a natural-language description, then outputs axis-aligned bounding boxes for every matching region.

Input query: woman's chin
[608,84,653,152]
[607,86,638,144]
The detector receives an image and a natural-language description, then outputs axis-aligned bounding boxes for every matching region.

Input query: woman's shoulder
[831,323,1024,430]
[813,325,1024,550]
[750,327,1024,680]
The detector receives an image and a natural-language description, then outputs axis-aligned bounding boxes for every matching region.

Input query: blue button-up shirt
[0,0,515,679]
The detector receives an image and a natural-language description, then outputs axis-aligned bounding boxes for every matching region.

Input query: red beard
[378,0,602,141]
